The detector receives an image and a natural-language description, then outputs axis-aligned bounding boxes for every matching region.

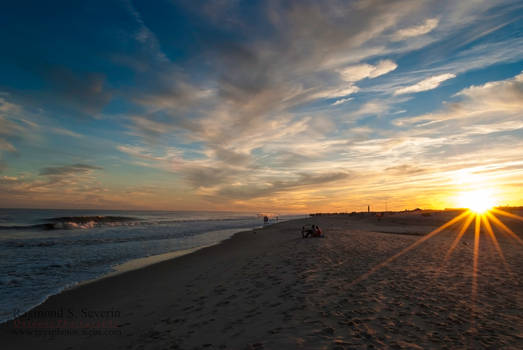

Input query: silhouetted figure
[313,225,323,237]
[302,225,323,238]
[302,225,313,238]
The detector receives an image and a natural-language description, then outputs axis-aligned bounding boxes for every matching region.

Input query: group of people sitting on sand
[301,224,324,238]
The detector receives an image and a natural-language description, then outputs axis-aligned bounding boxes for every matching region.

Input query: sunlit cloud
[394,73,456,95]
[339,60,397,82]
[394,71,523,125]
[311,85,360,100]
[392,18,439,41]
[456,71,523,111]
[332,97,353,106]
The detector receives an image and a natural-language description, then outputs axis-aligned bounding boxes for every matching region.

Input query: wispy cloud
[122,0,167,62]
[39,164,103,176]
[339,60,397,82]
[216,171,352,200]
[395,71,523,125]
[394,73,456,95]
[352,100,390,117]
[0,97,32,157]
[332,97,353,106]
[392,18,439,41]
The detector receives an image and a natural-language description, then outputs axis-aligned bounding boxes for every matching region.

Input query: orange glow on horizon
[457,189,496,214]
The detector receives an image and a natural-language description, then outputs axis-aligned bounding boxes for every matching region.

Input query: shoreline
[75,226,260,287]
[0,219,287,329]
[1,211,521,349]
[1,225,267,325]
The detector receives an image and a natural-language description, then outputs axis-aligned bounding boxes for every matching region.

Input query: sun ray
[434,212,474,279]
[486,212,523,245]
[481,214,511,274]
[491,208,523,221]
[443,212,475,263]
[347,210,469,287]
[470,213,481,329]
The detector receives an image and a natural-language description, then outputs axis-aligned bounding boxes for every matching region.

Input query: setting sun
[458,189,496,214]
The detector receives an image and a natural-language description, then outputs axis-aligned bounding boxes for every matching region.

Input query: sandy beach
[1,210,522,349]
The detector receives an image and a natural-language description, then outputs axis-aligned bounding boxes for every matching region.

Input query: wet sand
[1,210,522,349]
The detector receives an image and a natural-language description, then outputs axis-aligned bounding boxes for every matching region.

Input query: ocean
[0,208,305,323]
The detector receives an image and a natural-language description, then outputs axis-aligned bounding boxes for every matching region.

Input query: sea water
[0,209,305,323]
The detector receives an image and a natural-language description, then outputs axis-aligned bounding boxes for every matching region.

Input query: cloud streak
[332,97,353,106]
[39,164,103,176]
[394,71,523,126]
[392,18,439,41]
[394,73,456,95]
[339,60,398,82]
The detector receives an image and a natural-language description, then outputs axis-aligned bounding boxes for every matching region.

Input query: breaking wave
[0,216,141,230]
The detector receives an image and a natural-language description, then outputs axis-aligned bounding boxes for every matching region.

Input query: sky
[0,0,522,213]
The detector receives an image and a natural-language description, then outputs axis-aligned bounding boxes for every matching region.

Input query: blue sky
[1,0,522,211]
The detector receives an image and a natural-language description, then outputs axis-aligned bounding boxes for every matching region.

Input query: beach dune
[2,210,522,349]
